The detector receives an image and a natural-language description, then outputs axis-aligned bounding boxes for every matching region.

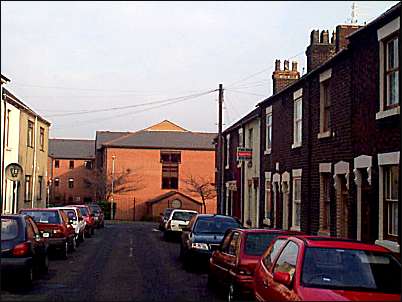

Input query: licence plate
[42,232,49,238]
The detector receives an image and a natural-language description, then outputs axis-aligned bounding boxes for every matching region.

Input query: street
[1,222,224,302]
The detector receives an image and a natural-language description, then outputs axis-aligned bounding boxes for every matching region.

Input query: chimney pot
[275,59,281,71]
[310,30,319,45]
[320,30,329,44]
[292,61,298,71]
[284,60,289,70]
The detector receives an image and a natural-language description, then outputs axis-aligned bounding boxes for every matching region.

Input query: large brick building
[48,139,96,205]
[219,3,400,253]
[96,120,217,220]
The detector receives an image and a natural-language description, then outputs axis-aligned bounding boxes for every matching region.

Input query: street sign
[237,147,252,161]
[5,163,23,181]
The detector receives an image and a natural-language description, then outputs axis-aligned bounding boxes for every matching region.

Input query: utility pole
[217,84,224,214]
[111,155,116,220]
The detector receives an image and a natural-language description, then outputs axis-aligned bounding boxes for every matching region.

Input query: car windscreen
[172,211,196,221]
[244,233,278,256]
[20,210,61,224]
[301,247,401,293]
[79,207,89,216]
[62,209,77,221]
[194,217,240,234]
[89,205,101,214]
[1,218,19,241]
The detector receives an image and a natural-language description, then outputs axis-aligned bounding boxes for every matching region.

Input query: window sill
[318,229,330,236]
[317,131,331,139]
[262,218,271,226]
[375,106,400,120]
[5,147,12,152]
[291,143,302,149]
[290,226,301,231]
[375,239,400,253]
[264,149,271,155]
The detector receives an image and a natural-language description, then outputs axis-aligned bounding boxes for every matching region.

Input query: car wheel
[227,283,239,302]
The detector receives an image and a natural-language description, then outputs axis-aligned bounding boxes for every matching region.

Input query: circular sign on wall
[5,163,23,181]
[171,199,182,209]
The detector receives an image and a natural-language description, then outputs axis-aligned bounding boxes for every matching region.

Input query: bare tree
[84,167,144,201]
[182,175,216,214]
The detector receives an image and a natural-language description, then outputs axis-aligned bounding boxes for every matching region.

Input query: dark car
[19,208,76,259]
[1,214,49,287]
[159,207,174,231]
[208,229,303,301]
[180,214,242,270]
[87,203,105,228]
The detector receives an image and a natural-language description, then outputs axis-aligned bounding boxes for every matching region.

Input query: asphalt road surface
[1,222,225,302]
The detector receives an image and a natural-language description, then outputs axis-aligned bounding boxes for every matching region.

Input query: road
[1,222,225,302]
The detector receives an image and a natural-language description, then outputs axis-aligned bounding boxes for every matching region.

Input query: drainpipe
[31,116,38,208]
[1,90,6,214]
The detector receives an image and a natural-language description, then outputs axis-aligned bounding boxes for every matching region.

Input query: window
[320,174,331,233]
[266,107,272,152]
[25,175,32,202]
[321,80,331,133]
[385,36,399,109]
[39,127,45,151]
[27,120,34,147]
[225,134,230,169]
[292,177,301,229]
[293,97,302,146]
[273,241,299,281]
[262,238,287,269]
[238,128,243,147]
[68,178,74,189]
[54,178,60,187]
[265,180,272,224]
[245,232,277,256]
[69,160,74,169]
[55,160,60,168]
[161,151,181,189]
[5,109,10,147]
[228,232,240,256]
[84,160,93,169]
[37,176,43,200]
[248,128,253,151]
[160,151,181,163]
[384,165,399,236]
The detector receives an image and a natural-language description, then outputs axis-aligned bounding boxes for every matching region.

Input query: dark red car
[254,235,401,301]
[72,205,96,237]
[208,228,303,301]
[19,208,76,259]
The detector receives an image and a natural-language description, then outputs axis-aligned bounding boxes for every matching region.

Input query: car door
[27,217,46,258]
[211,230,233,281]
[267,240,300,302]
[254,238,288,301]
[223,231,241,285]
[60,211,75,240]
[182,215,196,251]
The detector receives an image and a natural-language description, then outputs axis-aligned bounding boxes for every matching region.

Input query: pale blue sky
[1,1,398,138]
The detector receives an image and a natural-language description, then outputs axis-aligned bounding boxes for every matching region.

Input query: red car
[19,208,76,259]
[208,228,303,301]
[254,235,401,301]
[72,205,96,237]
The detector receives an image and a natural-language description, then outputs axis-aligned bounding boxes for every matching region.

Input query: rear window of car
[301,247,401,293]
[1,218,19,240]
[89,205,101,214]
[20,210,61,224]
[194,217,241,234]
[62,209,77,220]
[172,211,197,221]
[244,233,278,256]
[163,208,173,218]
[79,207,89,216]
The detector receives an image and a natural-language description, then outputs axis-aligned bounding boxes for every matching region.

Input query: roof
[143,120,188,132]
[95,131,131,150]
[49,139,95,159]
[2,88,51,126]
[145,191,202,206]
[98,130,217,150]
[1,74,10,83]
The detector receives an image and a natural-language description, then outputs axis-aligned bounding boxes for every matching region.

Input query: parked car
[208,229,303,301]
[159,207,174,231]
[19,208,76,259]
[72,204,96,237]
[163,209,198,240]
[87,203,105,228]
[180,214,242,269]
[253,235,401,301]
[1,214,49,287]
[54,206,86,244]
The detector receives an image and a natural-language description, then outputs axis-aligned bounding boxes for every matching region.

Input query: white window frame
[376,17,400,120]
[291,169,302,231]
[384,165,398,236]
[292,89,303,148]
[263,172,272,226]
[225,134,230,169]
[265,106,272,154]
[237,128,243,168]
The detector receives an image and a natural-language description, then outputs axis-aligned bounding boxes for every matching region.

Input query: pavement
[1,222,224,302]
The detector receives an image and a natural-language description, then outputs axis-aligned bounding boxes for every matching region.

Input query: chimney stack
[305,29,336,72]
[335,24,362,52]
[272,59,300,95]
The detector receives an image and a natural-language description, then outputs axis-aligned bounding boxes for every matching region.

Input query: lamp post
[111,155,116,220]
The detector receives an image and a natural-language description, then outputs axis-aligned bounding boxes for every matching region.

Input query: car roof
[1,214,26,219]
[171,209,198,213]
[290,235,392,252]
[20,208,59,212]
[196,214,237,219]
[231,228,303,235]
[53,207,78,211]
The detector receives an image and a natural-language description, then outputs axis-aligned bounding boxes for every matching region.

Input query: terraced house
[219,3,400,253]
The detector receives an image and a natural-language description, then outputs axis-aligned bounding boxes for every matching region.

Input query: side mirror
[273,271,292,287]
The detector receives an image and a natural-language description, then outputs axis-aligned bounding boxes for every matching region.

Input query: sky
[1,1,398,139]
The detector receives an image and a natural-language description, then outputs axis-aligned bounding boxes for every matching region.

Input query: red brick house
[48,139,96,205]
[96,120,217,220]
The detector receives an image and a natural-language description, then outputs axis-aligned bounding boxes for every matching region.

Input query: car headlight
[191,243,209,250]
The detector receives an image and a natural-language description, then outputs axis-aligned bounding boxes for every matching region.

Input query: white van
[163,209,198,239]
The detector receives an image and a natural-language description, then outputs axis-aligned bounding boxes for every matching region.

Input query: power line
[44,90,216,117]
[226,89,267,97]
